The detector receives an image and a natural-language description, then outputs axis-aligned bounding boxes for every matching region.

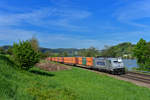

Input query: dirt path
[36,61,72,71]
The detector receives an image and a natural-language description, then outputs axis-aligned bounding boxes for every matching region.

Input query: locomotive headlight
[118,58,122,62]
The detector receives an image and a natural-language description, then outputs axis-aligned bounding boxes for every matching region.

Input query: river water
[122,59,139,70]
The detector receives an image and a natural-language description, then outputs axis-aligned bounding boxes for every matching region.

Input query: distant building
[123,54,132,59]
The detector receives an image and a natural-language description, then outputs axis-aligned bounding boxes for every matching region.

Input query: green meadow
[0,55,150,100]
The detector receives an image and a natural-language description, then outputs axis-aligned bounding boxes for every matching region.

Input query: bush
[12,40,40,70]
[39,51,53,59]
[0,47,6,55]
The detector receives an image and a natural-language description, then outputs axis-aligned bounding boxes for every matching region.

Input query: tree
[78,49,87,57]
[133,38,150,69]
[144,43,150,69]
[78,47,100,57]
[29,36,39,52]
[40,51,52,59]
[62,51,68,57]
[86,47,100,57]
[133,38,147,64]
[12,40,40,70]
[101,42,134,58]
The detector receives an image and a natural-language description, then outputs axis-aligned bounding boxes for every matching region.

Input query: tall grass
[0,55,76,100]
[0,55,150,100]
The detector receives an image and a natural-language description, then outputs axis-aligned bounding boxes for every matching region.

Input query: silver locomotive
[93,57,125,74]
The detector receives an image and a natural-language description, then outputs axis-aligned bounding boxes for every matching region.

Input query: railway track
[65,63,150,85]
[79,65,150,84]
[119,74,150,84]
[127,71,150,78]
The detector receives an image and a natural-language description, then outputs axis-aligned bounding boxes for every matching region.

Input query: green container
[93,58,95,67]
[82,57,86,65]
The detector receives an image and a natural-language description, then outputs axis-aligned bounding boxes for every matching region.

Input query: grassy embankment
[0,55,150,100]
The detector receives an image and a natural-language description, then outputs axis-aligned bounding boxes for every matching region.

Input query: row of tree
[100,42,135,58]
[0,41,135,59]
[78,47,100,57]
[1,37,150,71]
[1,37,101,70]
[47,47,100,57]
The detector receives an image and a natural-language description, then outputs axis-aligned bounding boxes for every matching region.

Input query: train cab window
[97,62,105,66]
[113,61,121,63]
[113,61,118,63]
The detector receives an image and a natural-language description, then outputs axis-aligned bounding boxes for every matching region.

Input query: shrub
[12,40,40,70]
[39,51,53,59]
[0,47,6,54]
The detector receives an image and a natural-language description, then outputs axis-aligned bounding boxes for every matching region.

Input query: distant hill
[0,45,79,54]
[1,42,135,58]
[0,45,12,50]
[100,42,135,58]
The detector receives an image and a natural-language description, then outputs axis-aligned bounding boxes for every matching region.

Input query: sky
[0,0,150,49]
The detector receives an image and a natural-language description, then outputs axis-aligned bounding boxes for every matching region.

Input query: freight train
[47,57,126,75]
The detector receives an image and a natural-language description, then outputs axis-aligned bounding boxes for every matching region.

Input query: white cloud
[0,1,93,47]
[1,26,149,49]
[114,0,150,27]
[39,35,108,49]
[0,28,105,49]
[0,7,91,31]
[0,28,36,41]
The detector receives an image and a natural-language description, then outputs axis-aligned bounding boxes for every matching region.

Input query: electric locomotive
[94,57,125,74]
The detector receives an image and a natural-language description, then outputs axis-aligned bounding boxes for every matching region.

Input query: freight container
[69,57,74,64]
[57,57,59,62]
[56,57,58,62]
[63,57,67,63]
[57,57,60,62]
[82,57,86,65]
[52,57,55,61]
[55,57,57,62]
[63,57,76,65]
[54,57,55,61]
[78,57,82,65]
[72,57,78,65]
[59,57,64,63]
[64,57,70,64]
[49,57,52,61]
[86,57,94,67]
[67,57,71,64]
[55,57,57,61]
[75,57,78,65]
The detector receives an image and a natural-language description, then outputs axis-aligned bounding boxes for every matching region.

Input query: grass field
[0,55,150,100]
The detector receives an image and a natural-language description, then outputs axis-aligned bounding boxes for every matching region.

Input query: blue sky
[0,0,150,49]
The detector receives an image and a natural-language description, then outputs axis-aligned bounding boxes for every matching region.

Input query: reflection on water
[123,59,139,70]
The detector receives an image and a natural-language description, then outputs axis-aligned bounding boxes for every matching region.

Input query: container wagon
[48,57,125,75]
